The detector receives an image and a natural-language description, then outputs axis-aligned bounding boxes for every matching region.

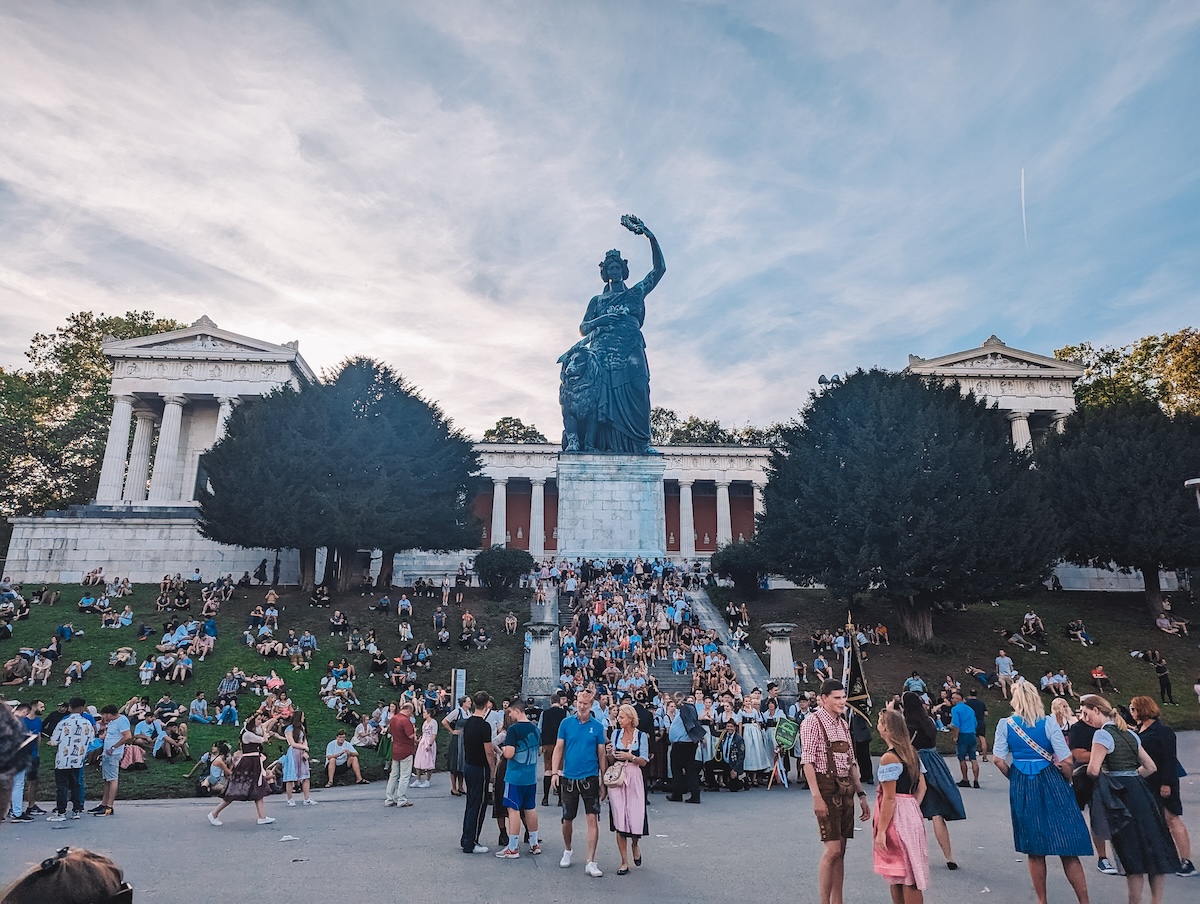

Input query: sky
[1,1,1198,439]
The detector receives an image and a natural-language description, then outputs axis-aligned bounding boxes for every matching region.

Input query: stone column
[490,477,508,548]
[715,480,733,547]
[148,395,187,503]
[1007,410,1032,450]
[529,478,546,561]
[122,409,158,502]
[1052,413,1068,434]
[522,621,560,703]
[763,623,799,703]
[95,394,136,503]
[678,479,696,559]
[214,396,238,443]
[752,481,765,519]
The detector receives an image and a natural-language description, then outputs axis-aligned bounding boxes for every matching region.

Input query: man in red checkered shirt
[800,679,871,904]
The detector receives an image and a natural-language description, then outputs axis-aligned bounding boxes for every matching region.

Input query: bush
[473,545,536,600]
[710,540,766,598]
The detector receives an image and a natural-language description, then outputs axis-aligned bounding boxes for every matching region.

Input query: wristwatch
[856,791,867,798]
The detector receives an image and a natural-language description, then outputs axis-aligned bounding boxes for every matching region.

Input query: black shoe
[972,781,980,789]
[956,780,971,788]
[27,805,46,815]
[685,798,701,804]
[88,804,106,813]
[665,796,683,802]
[13,812,34,822]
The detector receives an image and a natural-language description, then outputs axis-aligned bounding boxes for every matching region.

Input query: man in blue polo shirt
[550,684,608,878]
[949,690,980,788]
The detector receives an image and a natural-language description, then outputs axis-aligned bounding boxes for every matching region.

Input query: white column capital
[1006,409,1031,422]
[112,392,137,405]
[714,478,731,488]
[162,394,188,407]
[492,476,509,486]
[677,477,695,488]
[530,477,546,487]
[216,395,240,406]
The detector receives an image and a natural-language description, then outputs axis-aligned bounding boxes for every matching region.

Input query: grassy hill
[2,581,525,802]
[711,586,1200,732]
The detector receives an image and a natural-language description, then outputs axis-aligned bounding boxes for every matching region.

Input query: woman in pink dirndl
[873,708,931,902]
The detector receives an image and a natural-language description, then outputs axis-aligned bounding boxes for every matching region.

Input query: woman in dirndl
[738,697,772,785]
[901,692,965,870]
[695,697,717,789]
[1081,694,1179,904]
[993,680,1092,904]
[413,712,438,787]
[207,713,275,826]
[873,709,930,902]
[607,704,649,875]
[441,697,470,795]
[282,711,314,806]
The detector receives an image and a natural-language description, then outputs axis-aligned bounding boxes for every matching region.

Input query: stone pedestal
[522,621,560,704]
[763,622,799,704]
[555,454,666,560]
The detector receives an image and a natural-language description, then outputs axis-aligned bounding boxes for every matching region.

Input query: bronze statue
[559,215,665,453]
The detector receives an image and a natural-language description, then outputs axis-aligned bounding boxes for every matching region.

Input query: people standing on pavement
[538,692,568,806]
[385,702,416,808]
[551,683,608,878]
[665,692,704,803]
[1129,696,1195,876]
[459,691,495,854]
[901,691,965,871]
[872,708,929,903]
[800,679,871,904]
[607,703,649,875]
[965,690,989,762]
[94,705,131,817]
[949,691,980,789]
[442,695,470,797]
[413,710,437,788]
[282,711,315,807]
[47,697,93,821]
[207,713,275,826]
[1081,694,1180,903]
[993,679,1092,904]
[495,700,542,859]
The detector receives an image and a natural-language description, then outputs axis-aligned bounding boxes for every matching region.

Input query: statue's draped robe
[577,269,659,453]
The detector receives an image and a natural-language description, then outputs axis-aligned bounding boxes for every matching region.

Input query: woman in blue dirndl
[993,680,1092,904]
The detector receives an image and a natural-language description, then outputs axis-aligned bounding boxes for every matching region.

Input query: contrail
[1021,168,1028,250]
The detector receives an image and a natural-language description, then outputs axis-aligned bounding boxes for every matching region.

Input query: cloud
[0,1,1197,437]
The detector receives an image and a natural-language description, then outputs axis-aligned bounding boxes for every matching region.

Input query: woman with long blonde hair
[1081,694,1179,903]
[993,679,1091,904]
[873,709,929,902]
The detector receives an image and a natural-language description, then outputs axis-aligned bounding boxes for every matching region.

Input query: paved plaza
[4,736,1197,903]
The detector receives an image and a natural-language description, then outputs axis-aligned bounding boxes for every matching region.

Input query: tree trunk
[1141,562,1164,616]
[320,547,337,589]
[895,596,934,644]
[298,547,317,594]
[335,546,357,595]
[377,548,396,590]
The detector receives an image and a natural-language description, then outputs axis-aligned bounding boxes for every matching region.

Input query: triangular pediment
[907,336,1084,378]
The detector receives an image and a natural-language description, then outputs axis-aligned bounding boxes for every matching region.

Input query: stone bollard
[762,622,799,705]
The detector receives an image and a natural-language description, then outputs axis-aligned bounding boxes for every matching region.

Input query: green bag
[774,716,798,751]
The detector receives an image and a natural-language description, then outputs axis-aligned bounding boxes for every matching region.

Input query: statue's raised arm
[621,214,665,296]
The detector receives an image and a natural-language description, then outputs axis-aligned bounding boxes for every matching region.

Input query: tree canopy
[0,311,184,545]
[649,406,782,447]
[710,540,767,597]
[756,369,1056,642]
[473,545,535,600]
[1056,328,1200,415]
[482,416,547,443]
[1037,400,1200,614]
[199,357,481,591]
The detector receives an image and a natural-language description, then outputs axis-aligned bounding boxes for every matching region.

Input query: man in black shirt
[460,691,496,854]
[539,692,568,806]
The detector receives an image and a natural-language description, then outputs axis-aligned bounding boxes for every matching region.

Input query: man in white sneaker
[495,699,542,859]
[385,702,416,807]
[47,697,94,820]
[550,684,608,877]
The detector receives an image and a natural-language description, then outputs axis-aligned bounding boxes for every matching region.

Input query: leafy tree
[649,405,780,447]
[1038,401,1200,615]
[650,406,680,446]
[199,357,481,592]
[710,540,767,597]
[756,369,1056,643]
[668,415,734,445]
[1056,328,1200,415]
[482,416,547,443]
[0,311,184,536]
[473,545,535,600]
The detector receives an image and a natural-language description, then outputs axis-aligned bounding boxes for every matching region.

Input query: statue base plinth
[555,454,666,560]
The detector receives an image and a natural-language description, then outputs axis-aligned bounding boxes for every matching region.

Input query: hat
[767,681,778,689]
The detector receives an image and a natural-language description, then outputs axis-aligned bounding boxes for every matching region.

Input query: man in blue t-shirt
[949,690,980,788]
[496,700,542,860]
[551,684,608,878]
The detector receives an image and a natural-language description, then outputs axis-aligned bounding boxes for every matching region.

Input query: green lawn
[3,582,526,802]
[710,586,1200,737]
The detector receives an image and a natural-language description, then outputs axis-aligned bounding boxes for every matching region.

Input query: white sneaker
[471,844,488,854]
[206,813,222,826]
[287,800,297,807]
[585,861,603,878]
[559,849,573,868]
[302,799,317,806]
[257,816,276,825]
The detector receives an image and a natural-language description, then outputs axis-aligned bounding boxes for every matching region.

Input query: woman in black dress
[207,713,275,826]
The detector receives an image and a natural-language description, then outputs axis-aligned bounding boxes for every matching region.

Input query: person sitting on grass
[414,642,432,671]
[62,659,91,686]
[504,611,518,635]
[77,592,99,614]
[325,728,369,786]
[398,620,413,642]
[1040,670,1065,697]
[1154,613,1189,637]
[329,609,347,636]
[1051,669,1077,698]
[108,647,136,667]
[217,696,240,725]
[1067,619,1094,646]
[1090,664,1118,694]
[155,693,182,726]
[474,626,491,650]
[997,626,1038,652]
[29,652,53,685]
[346,627,364,652]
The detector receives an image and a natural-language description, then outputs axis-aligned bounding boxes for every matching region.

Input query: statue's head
[598,249,629,284]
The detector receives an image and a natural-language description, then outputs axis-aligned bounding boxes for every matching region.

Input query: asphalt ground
[3,735,1198,904]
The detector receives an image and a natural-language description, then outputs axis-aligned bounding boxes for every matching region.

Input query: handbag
[603,762,626,787]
